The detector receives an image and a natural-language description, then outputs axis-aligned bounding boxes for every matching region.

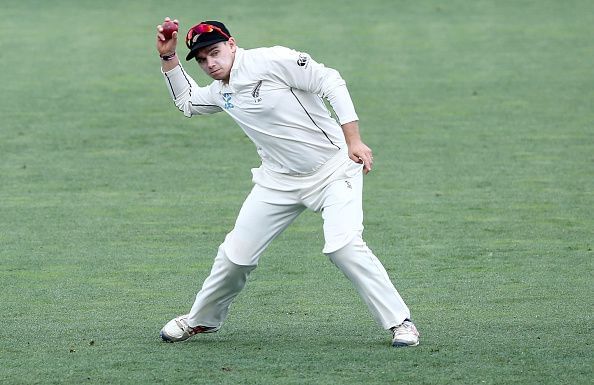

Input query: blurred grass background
[0,0,592,384]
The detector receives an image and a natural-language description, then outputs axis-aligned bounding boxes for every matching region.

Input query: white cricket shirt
[163,46,359,175]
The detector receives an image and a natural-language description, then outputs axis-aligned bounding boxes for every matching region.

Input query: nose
[206,56,216,68]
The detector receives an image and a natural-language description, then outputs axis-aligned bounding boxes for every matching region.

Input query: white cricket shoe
[160,314,220,342]
[391,319,420,347]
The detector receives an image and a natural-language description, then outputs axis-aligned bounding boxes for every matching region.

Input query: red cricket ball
[161,21,178,40]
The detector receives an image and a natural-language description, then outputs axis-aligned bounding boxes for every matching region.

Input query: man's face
[195,38,237,83]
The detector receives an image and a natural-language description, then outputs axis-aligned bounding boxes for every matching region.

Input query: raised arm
[155,17,222,116]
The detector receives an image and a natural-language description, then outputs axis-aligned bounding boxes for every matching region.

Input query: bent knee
[323,231,366,255]
[220,231,266,266]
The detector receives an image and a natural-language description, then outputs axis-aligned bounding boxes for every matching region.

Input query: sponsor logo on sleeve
[297,53,310,68]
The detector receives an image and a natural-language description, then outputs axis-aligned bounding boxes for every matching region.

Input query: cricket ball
[161,21,178,40]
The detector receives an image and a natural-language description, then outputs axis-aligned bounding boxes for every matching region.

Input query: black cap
[185,21,232,61]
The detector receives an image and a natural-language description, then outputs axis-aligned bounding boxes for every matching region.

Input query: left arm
[266,47,359,124]
[265,47,373,173]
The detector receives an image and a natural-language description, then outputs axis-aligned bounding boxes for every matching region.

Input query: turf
[1,0,592,384]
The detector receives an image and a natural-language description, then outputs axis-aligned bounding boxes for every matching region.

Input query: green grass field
[1,0,592,384]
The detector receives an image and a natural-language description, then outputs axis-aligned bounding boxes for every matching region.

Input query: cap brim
[185,37,229,61]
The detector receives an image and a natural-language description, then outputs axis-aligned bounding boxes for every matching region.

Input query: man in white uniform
[155,18,419,347]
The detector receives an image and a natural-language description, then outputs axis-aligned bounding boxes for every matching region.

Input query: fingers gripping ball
[161,21,178,40]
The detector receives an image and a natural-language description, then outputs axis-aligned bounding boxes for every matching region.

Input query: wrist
[160,51,177,61]
[341,121,361,144]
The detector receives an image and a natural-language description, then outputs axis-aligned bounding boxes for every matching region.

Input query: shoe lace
[175,317,191,332]
[392,320,418,337]
[177,317,217,335]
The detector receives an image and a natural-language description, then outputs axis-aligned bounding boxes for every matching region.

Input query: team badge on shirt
[222,93,234,109]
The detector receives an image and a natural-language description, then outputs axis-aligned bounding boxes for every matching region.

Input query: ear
[228,37,237,52]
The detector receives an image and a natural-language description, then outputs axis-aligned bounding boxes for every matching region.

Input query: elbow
[181,103,194,118]
[173,99,191,116]
[319,67,348,95]
[171,90,194,117]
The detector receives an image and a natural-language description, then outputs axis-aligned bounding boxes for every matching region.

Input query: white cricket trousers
[187,155,411,330]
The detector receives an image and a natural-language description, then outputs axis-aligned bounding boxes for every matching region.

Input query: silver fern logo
[251,80,263,103]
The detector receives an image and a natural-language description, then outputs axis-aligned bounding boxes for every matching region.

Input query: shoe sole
[160,330,181,343]
[392,341,419,347]
[160,327,221,343]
